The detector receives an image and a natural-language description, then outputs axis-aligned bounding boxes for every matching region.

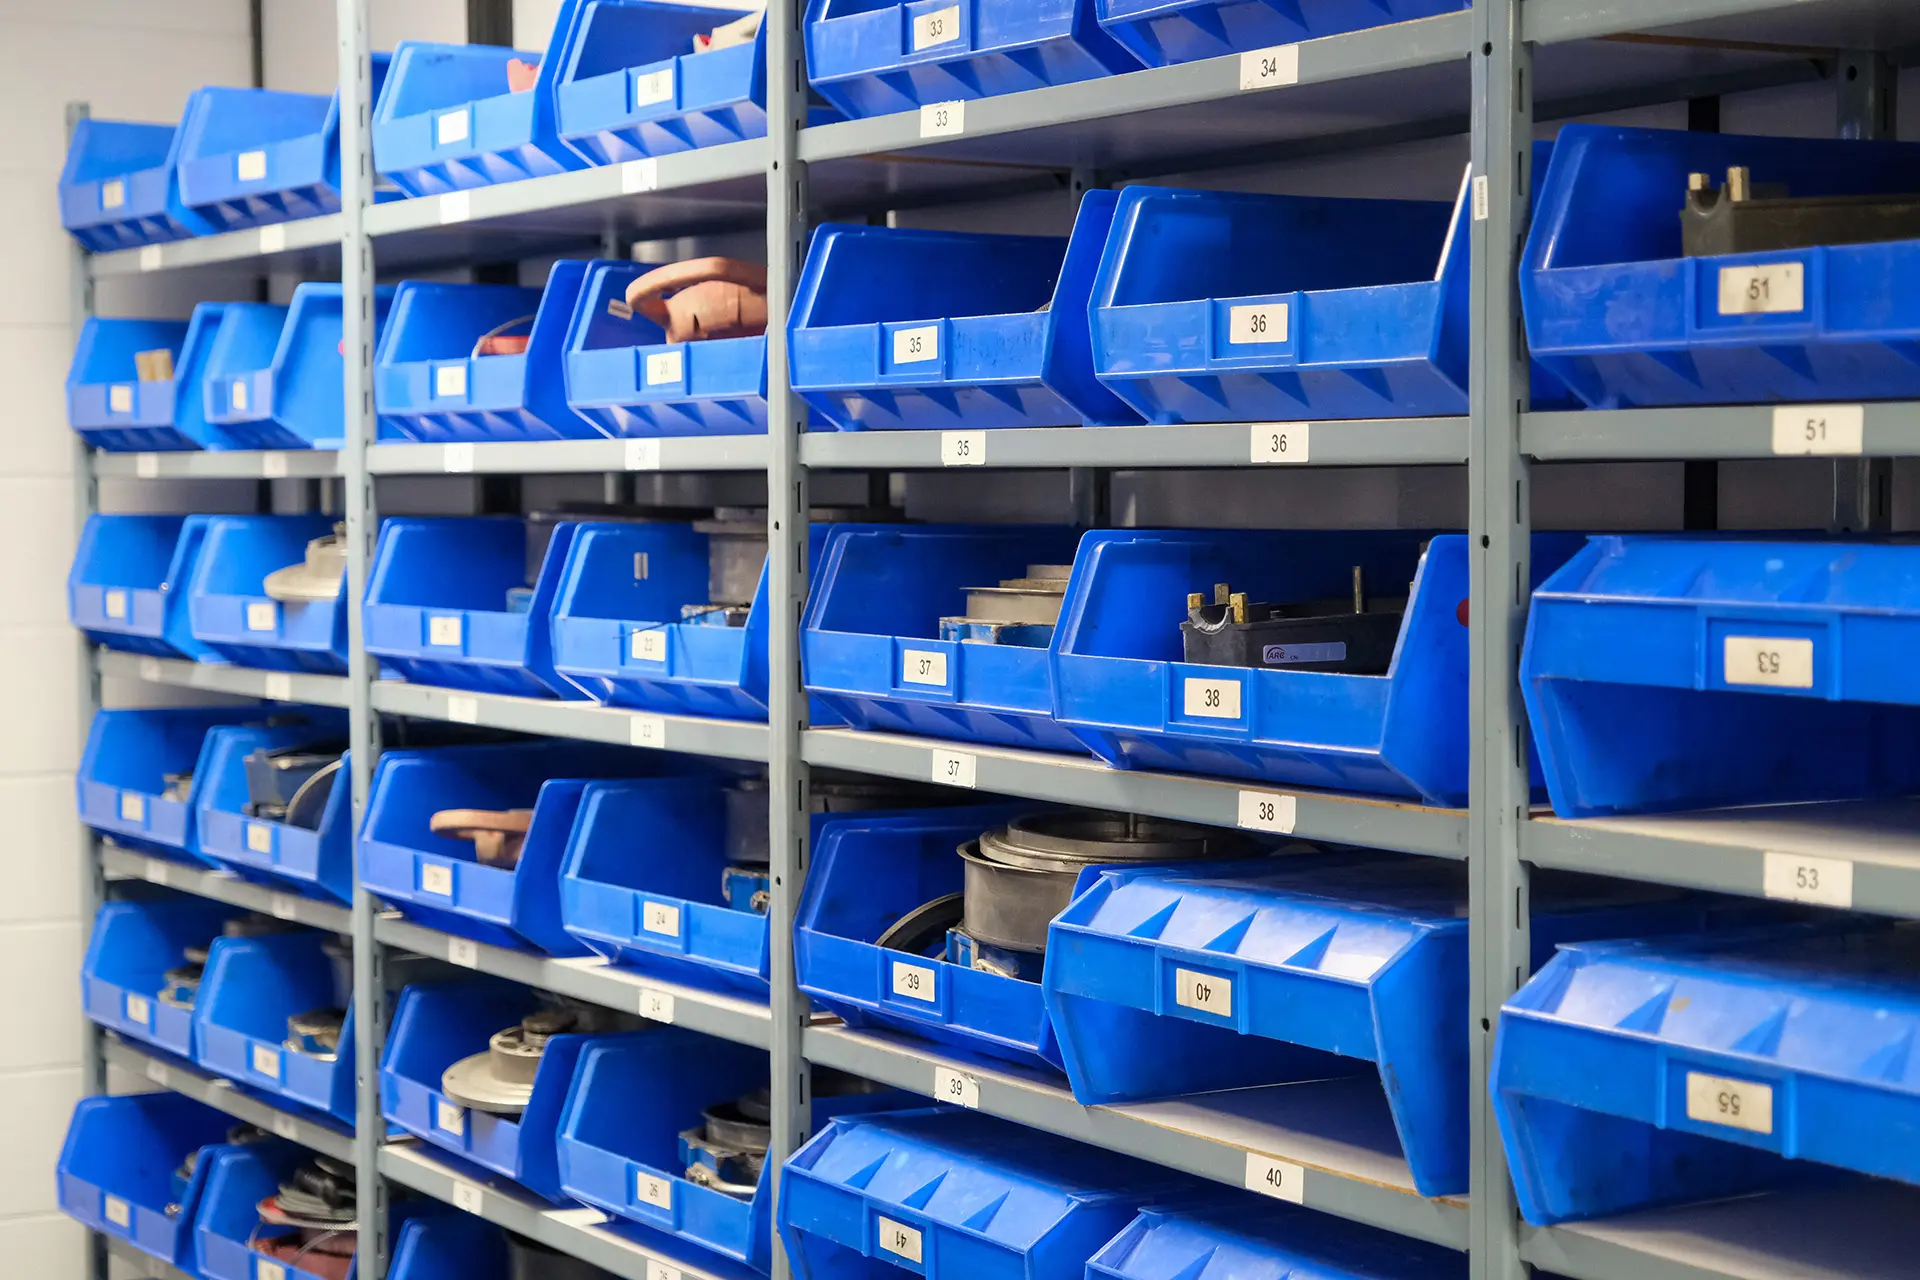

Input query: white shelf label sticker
[437,109,470,146]
[451,1181,484,1215]
[120,792,145,823]
[1472,173,1490,222]
[1183,677,1242,719]
[1237,790,1296,834]
[639,988,676,1023]
[437,1100,466,1136]
[448,937,480,969]
[1244,1153,1305,1203]
[104,1195,131,1228]
[257,1259,286,1280]
[1685,1070,1774,1135]
[1228,303,1287,345]
[920,99,964,138]
[647,1262,683,1280]
[631,629,667,662]
[139,658,162,682]
[634,67,676,108]
[137,245,162,272]
[1723,635,1814,690]
[902,649,948,686]
[1175,968,1232,1017]
[421,863,454,897]
[878,1217,923,1263]
[232,379,250,412]
[894,324,939,364]
[645,351,684,385]
[247,823,274,854]
[246,601,277,632]
[443,441,475,472]
[105,590,127,620]
[251,1044,281,1078]
[1762,851,1854,909]
[1771,404,1864,456]
[1250,422,1308,464]
[446,695,480,725]
[261,452,289,479]
[623,158,660,194]
[125,994,151,1025]
[145,1058,168,1086]
[625,438,662,471]
[940,430,985,466]
[258,224,286,255]
[429,615,463,647]
[435,365,467,398]
[439,189,472,225]
[932,749,977,789]
[236,149,268,182]
[145,857,170,886]
[136,451,160,478]
[102,179,126,210]
[642,901,681,937]
[1718,262,1804,315]
[635,1171,674,1210]
[913,5,961,49]
[934,1066,979,1109]
[892,960,936,1001]
[109,385,133,413]
[630,714,667,749]
[271,1114,298,1141]
[264,673,293,701]
[1238,44,1300,91]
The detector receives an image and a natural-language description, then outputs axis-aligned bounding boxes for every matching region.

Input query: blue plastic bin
[1523,125,1920,409]
[802,524,1085,751]
[564,259,771,437]
[1522,537,1920,818]
[795,806,1058,1072]
[194,930,355,1123]
[203,284,395,450]
[376,268,600,442]
[82,898,241,1060]
[56,1092,231,1266]
[360,741,663,956]
[780,1108,1192,1280]
[1089,1202,1467,1280]
[78,707,262,857]
[804,0,1140,121]
[556,1,810,162]
[194,721,353,902]
[790,199,1137,432]
[365,517,583,699]
[58,116,211,251]
[390,1214,511,1280]
[1052,531,1582,803]
[66,309,238,452]
[380,978,605,1202]
[195,1141,338,1280]
[1491,920,1920,1226]
[1095,0,1466,67]
[69,514,218,661]
[373,35,587,195]
[189,515,348,673]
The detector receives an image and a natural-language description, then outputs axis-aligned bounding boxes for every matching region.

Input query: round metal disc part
[874,892,964,957]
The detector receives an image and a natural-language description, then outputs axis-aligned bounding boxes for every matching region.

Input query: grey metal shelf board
[1524,403,1920,461]
[101,844,353,933]
[367,682,771,762]
[367,435,767,476]
[379,1143,743,1280]
[1524,799,1920,919]
[105,1237,195,1280]
[98,648,354,707]
[87,214,345,279]
[800,418,1468,470]
[106,1036,356,1165]
[802,728,1467,857]
[1524,0,1920,50]
[1519,1181,1920,1280]
[374,915,773,1047]
[91,449,343,480]
[803,1025,1467,1250]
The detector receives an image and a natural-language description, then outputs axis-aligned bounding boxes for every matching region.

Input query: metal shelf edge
[367,436,769,475]
[367,682,771,761]
[104,1037,357,1165]
[91,449,344,480]
[87,214,346,278]
[97,649,355,707]
[104,1236,196,1280]
[100,844,353,933]
[1524,403,1920,461]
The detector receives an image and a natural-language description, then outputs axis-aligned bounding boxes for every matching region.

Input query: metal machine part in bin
[1682,165,1920,257]
[160,914,299,1011]
[246,738,346,829]
[264,523,348,604]
[173,1123,269,1217]
[251,1154,358,1280]
[940,564,1072,647]
[1183,566,1406,674]
[442,1002,618,1116]
[684,1069,885,1201]
[725,771,949,914]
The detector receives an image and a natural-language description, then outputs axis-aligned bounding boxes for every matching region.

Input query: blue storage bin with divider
[69,514,218,661]
[56,1092,232,1267]
[373,30,588,196]
[802,524,1085,751]
[360,741,662,956]
[58,116,212,251]
[1088,1201,1468,1280]
[789,197,1139,432]
[1491,919,1920,1226]
[189,515,348,673]
[779,1108,1194,1280]
[1044,855,1744,1197]
[803,0,1141,121]
[78,707,263,858]
[82,898,242,1060]
[66,307,234,452]
[364,517,586,698]
[1521,537,1920,819]
[376,268,600,442]
[1052,530,1584,803]
[193,1139,385,1280]
[1522,124,1920,409]
[389,1213,511,1280]
[204,284,396,450]
[564,259,771,437]
[195,719,353,902]
[794,805,1061,1073]
[1095,0,1466,67]
[194,929,355,1123]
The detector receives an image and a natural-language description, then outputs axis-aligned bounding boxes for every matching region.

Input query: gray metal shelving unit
[64,1,1920,1278]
